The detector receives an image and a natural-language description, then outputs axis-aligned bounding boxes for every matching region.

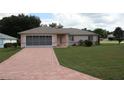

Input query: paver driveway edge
[0,48,99,80]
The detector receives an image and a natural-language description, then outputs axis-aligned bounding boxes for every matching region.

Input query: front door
[57,34,67,47]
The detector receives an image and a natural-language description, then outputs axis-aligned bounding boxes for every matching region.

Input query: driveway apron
[0,48,98,80]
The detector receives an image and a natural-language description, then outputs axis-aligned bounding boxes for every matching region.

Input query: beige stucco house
[19,26,98,48]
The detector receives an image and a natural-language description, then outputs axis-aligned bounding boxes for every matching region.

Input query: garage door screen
[26,36,52,46]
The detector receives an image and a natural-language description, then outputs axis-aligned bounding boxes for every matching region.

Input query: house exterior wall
[55,34,68,47]
[93,36,98,41]
[65,34,69,46]
[0,38,17,48]
[21,34,26,48]
[52,34,57,46]
[74,35,88,41]
[3,39,17,44]
[20,33,98,48]
[69,35,98,45]
[92,36,98,44]
[21,34,58,48]
[0,39,3,48]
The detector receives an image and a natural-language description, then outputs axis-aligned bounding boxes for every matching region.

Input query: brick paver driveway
[0,48,98,80]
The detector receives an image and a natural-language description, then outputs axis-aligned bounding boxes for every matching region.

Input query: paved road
[0,48,98,80]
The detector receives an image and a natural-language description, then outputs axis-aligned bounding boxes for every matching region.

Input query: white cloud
[46,13,124,31]
[0,13,20,19]
[1,13,124,32]
[0,13,28,19]
[42,13,96,29]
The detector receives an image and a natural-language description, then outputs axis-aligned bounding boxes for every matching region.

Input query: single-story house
[19,26,99,48]
[0,33,17,48]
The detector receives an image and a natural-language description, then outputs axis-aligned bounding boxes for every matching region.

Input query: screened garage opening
[26,36,52,46]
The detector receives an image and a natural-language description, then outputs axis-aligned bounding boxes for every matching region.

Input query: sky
[0,13,124,32]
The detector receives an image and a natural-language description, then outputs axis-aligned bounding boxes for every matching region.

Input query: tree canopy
[113,27,124,44]
[93,28,108,38]
[49,23,57,28]
[0,14,41,38]
[57,24,63,28]
[49,23,63,28]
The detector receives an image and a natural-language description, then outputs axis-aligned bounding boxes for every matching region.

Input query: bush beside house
[84,40,93,47]
[72,40,93,47]
[78,40,84,46]
[4,43,18,48]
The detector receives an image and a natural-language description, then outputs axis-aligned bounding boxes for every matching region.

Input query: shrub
[12,43,18,48]
[78,40,84,46]
[4,43,18,48]
[84,40,93,47]
[4,43,13,48]
[72,43,77,46]
[108,37,115,41]
[17,39,21,46]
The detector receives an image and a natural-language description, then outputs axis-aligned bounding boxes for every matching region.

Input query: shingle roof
[19,26,97,35]
[0,33,17,40]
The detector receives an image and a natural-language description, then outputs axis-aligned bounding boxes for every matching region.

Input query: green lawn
[54,44,124,80]
[0,48,21,63]
[101,39,124,44]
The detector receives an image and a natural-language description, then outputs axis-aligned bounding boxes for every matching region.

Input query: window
[70,36,74,41]
[88,36,93,41]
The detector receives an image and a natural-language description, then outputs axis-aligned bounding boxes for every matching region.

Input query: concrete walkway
[0,48,99,80]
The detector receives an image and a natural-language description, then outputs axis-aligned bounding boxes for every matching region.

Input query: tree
[93,28,108,38]
[0,14,41,38]
[49,23,57,28]
[113,27,123,44]
[49,23,63,28]
[57,24,63,28]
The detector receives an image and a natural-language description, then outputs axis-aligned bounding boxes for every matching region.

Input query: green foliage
[49,23,63,28]
[0,48,21,63]
[12,43,18,47]
[93,28,108,38]
[4,43,18,48]
[84,40,93,47]
[0,14,41,38]
[78,40,84,46]
[72,43,77,46]
[57,24,63,28]
[54,44,124,79]
[113,27,124,44]
[108,37,115,41]
[49,23,57,28]
[4,43,13,48]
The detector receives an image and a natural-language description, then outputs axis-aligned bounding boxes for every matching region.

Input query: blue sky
[29,13,54,19]
[0,13,124,31]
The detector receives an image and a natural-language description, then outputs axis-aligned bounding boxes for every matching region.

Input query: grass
[54,44,124,80]
[0,48,21,63]
[101,39,124,44]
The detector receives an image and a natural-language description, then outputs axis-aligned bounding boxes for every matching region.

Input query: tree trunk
[119,41,121,44]
[98,35,100,45]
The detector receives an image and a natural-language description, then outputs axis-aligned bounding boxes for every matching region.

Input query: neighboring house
[108,34,114,38]
[0,33,17,48]
[108,31,124,40]
[19,26,98,48]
